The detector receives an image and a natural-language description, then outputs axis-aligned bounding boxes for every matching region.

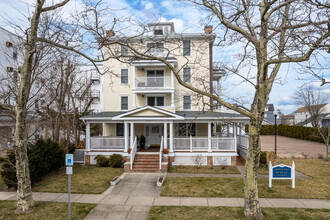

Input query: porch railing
[130,136,137,170]
[90,137,125,150]
[237,134,249,149]
[173,136,236,152]
[159,136,164,170]
[135,76,172,88]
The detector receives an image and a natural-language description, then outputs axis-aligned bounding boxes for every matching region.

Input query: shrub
[162,148,169,154]
[1,138,65,188]
[109,154,123,168]
[95,155,109,167]
[259,151,267,167]
[0,157,5,163]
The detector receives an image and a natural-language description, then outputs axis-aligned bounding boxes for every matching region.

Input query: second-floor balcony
[133,76,174,93]
[88,90,100,99]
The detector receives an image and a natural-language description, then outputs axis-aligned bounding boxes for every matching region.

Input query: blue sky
[1,0,329,115]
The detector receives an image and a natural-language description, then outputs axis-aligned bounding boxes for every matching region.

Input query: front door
[146,124,162,146]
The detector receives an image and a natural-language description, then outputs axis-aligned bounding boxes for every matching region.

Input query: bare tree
[294,86,329,160]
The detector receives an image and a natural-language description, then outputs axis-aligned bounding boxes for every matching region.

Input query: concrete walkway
[1,172,329,220]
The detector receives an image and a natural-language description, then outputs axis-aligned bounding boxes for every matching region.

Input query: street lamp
[273,110,278,156]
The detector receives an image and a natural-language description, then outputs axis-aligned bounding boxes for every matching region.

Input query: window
[179,123,196,137]
[183,67,191,83]
[121,69,128,84]
[116,123,124,136]
[154,29,163,35]
[121,45,128,55]
[147,96,164,107]
[13,47,17,60]
[183,40,191,56]
[183,95,191,110]
[121,96,128,110]
[147,42,164,49]
[146,70,164,87]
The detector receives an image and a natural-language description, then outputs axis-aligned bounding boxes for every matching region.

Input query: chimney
[204,25,213,34]
[106,30,115,37]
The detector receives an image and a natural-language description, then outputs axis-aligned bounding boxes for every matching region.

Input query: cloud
[157,17,184,33]
[144,2,153,10]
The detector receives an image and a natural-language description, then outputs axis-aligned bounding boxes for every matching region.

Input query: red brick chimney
[204,25,213,34]
[106,30,115,37]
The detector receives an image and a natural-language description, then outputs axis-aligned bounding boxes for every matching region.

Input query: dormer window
[154,29,163,35]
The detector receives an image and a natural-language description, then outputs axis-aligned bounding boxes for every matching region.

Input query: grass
[168,165,240,174]
[0,201,95,220]
[161,159,330,199]
[148,206,330,220]
[33,165,123,194]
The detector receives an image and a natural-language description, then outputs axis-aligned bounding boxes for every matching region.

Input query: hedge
[245,124,327,144]
[1,139,65,188]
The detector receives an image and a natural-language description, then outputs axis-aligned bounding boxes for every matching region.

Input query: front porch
[81,106,250,171]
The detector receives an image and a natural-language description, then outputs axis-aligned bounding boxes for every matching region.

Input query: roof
[293,103,327,113]
[266,104,274,112]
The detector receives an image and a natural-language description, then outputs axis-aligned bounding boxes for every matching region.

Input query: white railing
[159,136,164,170]
[237,134,249,149]
[146,48,173,57]
[130,136,137,170]
[90,137,125,150]
[173,136,236,152]
[211,137,236,151]
[135,76,172,88]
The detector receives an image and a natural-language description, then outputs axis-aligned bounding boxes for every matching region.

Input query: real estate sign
[269,161,295,188]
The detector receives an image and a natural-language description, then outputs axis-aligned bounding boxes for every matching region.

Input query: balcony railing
[88,90,100,98]
[90,137,125,150]
[146,48,173,58]
[135,76,172,88]
[91,73,100,81]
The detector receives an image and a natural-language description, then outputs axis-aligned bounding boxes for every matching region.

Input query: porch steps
[131,154,160,172]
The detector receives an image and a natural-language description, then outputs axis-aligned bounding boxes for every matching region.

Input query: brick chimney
[106,30,115,37]
[204,25,213,34]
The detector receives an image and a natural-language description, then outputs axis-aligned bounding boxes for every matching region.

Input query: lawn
[33,165,123,194]
[0,201,95,220]
[168,165,240,174]
[148,206,330,220]
[161,159,330,199]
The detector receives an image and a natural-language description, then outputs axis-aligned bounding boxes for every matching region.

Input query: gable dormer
[148,22,175,36]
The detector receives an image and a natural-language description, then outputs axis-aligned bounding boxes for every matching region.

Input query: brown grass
[32,165,123,194]
[168,165,240,174]
[0,163,4,189]
[0,201,95,220]
[161,159,330,199]
[148,206,330,220]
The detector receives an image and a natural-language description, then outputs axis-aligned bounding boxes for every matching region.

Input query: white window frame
[183,39,191,57]
[121,45,129,56]
[146,94,166,107]
[183,66,192,83]
[183,95,191,110]
[120,95,129,111]
[120,68,129,84]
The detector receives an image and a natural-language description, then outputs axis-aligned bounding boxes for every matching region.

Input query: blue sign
[273,165,291,178]
[66,154,74,166]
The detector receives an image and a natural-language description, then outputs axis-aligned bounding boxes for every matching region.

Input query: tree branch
[41,0,70,12]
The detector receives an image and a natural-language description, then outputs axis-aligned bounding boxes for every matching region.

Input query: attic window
[154,29,163,35]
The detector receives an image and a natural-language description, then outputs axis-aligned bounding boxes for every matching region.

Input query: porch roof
[81,108,249,123]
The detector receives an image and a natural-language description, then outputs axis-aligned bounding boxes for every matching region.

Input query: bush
[109,154,123,168]
[1,139,65,188]
[95,155,109,167]
[259,151,267,167]
[0,157,5,163]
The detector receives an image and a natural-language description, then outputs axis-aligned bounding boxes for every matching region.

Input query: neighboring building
[292,103,329,127]
[81,22,250,170]
[263,104,281,124]
[281,114,295,125]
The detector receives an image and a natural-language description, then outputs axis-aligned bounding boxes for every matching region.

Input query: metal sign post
[66,154,74,220]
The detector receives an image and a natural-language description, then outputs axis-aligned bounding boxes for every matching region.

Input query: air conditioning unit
[7,66,13,72]
[6,41,13,47]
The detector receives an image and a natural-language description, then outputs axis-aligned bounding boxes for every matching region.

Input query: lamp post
[305,114,308,126]
[273,110,278,156]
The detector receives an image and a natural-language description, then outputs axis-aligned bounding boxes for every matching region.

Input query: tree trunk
[244,120,263,218]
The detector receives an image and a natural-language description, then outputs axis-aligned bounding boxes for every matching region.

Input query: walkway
[0,173,329,220]
[261,135,326,158]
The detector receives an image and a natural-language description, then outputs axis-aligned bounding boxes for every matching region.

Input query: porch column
[171,70,174,88]
[124,122,129,152]
[233,123,237,138]
[169,122,174,152]
[132,93,136,109]
[171,92,175,109]
[130,122,135,148]
[239,123,242,135]
[132,65,136,88]
[102,123,105,136]
[164,122,168,149]
[86,122,90,150]
[208,122,212,152]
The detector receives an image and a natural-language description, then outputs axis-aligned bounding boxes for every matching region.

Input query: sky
[0,0,329,115]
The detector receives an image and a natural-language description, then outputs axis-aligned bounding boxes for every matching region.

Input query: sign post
[66,154,74,220]
[269,161,295,189]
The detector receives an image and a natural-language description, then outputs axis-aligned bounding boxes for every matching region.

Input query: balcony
[133,76,174,93]
[88,90,100,99]
[145,48,173,58]
[91,73,100,82]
